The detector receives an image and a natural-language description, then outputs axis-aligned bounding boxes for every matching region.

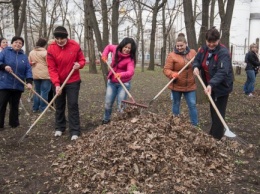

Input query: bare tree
[210,0,216,27]
[12,0,27,36]
[183,0,197,50]
[111,0,119,44]
[161,1,182,68]
[142,0,167,71]
[83,0,97,74]
[101,0,109,46]
[84,0,108,84]
[197,0,210,47]
[218,0,235,49]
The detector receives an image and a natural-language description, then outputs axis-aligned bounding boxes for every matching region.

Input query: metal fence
[231,44,249,67]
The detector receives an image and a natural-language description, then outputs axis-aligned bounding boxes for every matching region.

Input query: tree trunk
[84,0,97,74]
[161,4,166,68]
[85,0,107,85]
[111,0,119,44]
[218,0,235,50]
[12,0,27,36]
[101,0,109,46]
[183,0,197,50]
[210,0,216,27]
[147,0,167,71]
[198,0,210,48]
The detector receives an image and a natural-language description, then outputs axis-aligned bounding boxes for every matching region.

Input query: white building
[174,0,260,63]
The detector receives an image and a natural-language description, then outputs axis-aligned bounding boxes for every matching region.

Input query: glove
[172,72,179,79]
[101,56,107,62]
[115,73,121,79]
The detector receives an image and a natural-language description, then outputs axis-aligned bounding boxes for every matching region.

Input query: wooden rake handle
[19,68,76,142]
[99,52,135,102]
[150,55,196,103]
[196,74,236,137]
[10,72,56,111]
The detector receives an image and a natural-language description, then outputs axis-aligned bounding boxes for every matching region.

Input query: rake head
[122,100,148,108]
[224,127,236,138]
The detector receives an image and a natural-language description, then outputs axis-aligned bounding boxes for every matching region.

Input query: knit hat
[53,26,68,38]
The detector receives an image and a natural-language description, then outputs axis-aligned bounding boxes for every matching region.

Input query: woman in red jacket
[47,26,86,140]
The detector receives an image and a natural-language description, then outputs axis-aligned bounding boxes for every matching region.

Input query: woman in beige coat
[29,38,51,113]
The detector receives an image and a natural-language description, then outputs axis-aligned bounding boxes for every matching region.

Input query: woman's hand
[171,72,179,79]
[101,56,107,62]
[205,85,212,95]
[193,67,199,76]
[56,86,62,96]
[73,62,80,70]
[26,83,32,89]
[5,66,13,73]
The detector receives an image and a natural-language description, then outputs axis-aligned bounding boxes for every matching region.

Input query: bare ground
[0,67,259,194]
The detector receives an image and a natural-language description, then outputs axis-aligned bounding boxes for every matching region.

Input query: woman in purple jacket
[101,37,136,124]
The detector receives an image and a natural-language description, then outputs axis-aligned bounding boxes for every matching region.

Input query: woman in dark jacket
[243,43,260,96]
[0,36,33,130]
[193,27,233,140]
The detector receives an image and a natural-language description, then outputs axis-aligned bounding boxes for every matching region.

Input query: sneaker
[71,135,78,140]
[102,120,110,125]
[54,131,62,137]
[248,93,254,97]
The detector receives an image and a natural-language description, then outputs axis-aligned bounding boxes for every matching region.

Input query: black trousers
[55,81,81,136]
[209,93,229,140]
[0,89,22,128]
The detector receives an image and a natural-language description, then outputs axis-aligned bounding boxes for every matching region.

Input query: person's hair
[176,33,187,43]
[205,26,220,42]
[115,37,137,65]
[249,43,258,51]
[11,36,24,46]
[0,38,6,45]
[36,38,47,47]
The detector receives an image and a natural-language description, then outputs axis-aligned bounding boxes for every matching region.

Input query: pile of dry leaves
[53,108,241,193]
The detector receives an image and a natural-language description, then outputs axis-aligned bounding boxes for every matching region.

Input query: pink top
[102,44,135,83]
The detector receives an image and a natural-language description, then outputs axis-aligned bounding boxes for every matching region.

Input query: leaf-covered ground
[0,67,259,194]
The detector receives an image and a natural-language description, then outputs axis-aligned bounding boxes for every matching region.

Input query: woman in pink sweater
[101,37,136,124]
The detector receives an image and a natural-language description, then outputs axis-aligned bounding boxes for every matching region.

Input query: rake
[196,74,236,138]
[148,55,196,106]
[99,52,148,108]
[18,68,75,143]
[10,72,56,111]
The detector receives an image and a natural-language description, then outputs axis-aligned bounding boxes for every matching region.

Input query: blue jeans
[33,79,51,112]
[103,79,131,121]
[243,70,256,94]
[171,90,198,126]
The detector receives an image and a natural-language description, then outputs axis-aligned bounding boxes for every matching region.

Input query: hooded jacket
[0,46,32,91]
[193,44,233,98]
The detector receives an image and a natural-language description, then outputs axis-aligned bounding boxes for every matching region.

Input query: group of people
[0,26,85,141]
[164,27,233,140]
[0,26,256,141]
[101,27,234,140]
